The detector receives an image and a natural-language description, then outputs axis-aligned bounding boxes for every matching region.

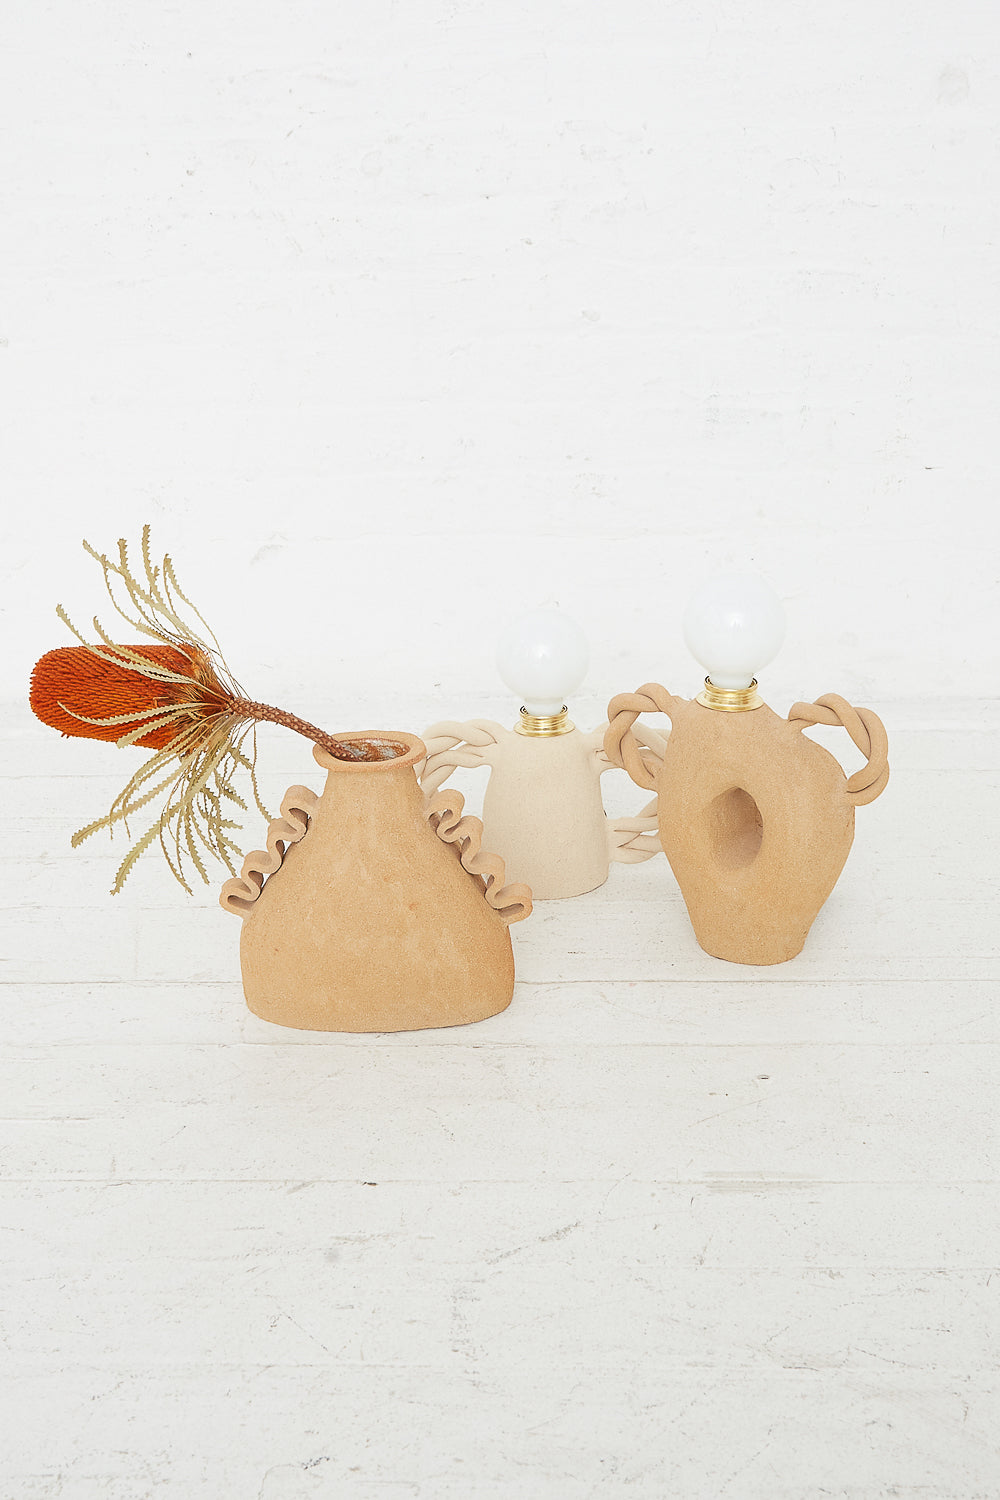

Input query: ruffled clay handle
[787,694,889,805]
[220,785,319,916]
[425,789,532,926]
[220,780,532,925]
[603,682,684,792]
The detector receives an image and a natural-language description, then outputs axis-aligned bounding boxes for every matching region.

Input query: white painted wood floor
[3,697,998,1500]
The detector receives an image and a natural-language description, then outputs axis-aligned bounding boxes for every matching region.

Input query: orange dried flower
[29,526,365,895]
[30,643,227,750]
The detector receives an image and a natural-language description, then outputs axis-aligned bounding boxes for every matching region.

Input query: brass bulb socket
[695,677,764,712]
[515,706,575,737]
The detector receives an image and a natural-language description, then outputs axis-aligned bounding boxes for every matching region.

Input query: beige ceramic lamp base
[220,733,532,1031]
[419,714,666,900]
[605,683,889,965]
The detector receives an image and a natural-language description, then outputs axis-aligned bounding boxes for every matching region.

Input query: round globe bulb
[496,608,590,716]
[682,573,786,691]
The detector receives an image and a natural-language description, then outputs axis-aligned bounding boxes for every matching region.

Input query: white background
[4,8,1000,1498]
[3,0,998,725]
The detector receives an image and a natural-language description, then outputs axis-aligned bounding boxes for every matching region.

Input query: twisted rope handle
[586,723,666,862]
[425,789,532,925]
[604,683,684,791]
[418,719,500,798]
[606,797,661,861]
[220,785,319,916]
[787,693,889,805]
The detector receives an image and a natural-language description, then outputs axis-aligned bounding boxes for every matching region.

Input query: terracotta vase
[604,684,889,965]
[419,717,666,900]
[220,732,532,1031]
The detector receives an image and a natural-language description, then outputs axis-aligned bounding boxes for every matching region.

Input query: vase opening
[313,732,427,775]
[707,786,764,870]
[333,736,412,762]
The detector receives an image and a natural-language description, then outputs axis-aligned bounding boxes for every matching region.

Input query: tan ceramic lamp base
[419,717,665,900]
[220,733,532,1032]
[605,684,889,965]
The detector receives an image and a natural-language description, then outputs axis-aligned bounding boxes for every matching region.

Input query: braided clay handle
[418,719,500,798]
[603,682,684,790]
[787,694,889,806]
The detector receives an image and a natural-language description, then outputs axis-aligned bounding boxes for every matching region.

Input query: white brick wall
[3,0,998,715]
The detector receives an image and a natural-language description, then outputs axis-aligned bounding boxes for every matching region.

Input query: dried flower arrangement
[30,527,386,894]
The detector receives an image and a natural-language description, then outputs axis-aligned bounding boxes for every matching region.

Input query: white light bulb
[682,573,786,691]
[496,608,589,716]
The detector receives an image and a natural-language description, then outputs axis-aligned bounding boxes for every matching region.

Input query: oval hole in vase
[707,786,763,870]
